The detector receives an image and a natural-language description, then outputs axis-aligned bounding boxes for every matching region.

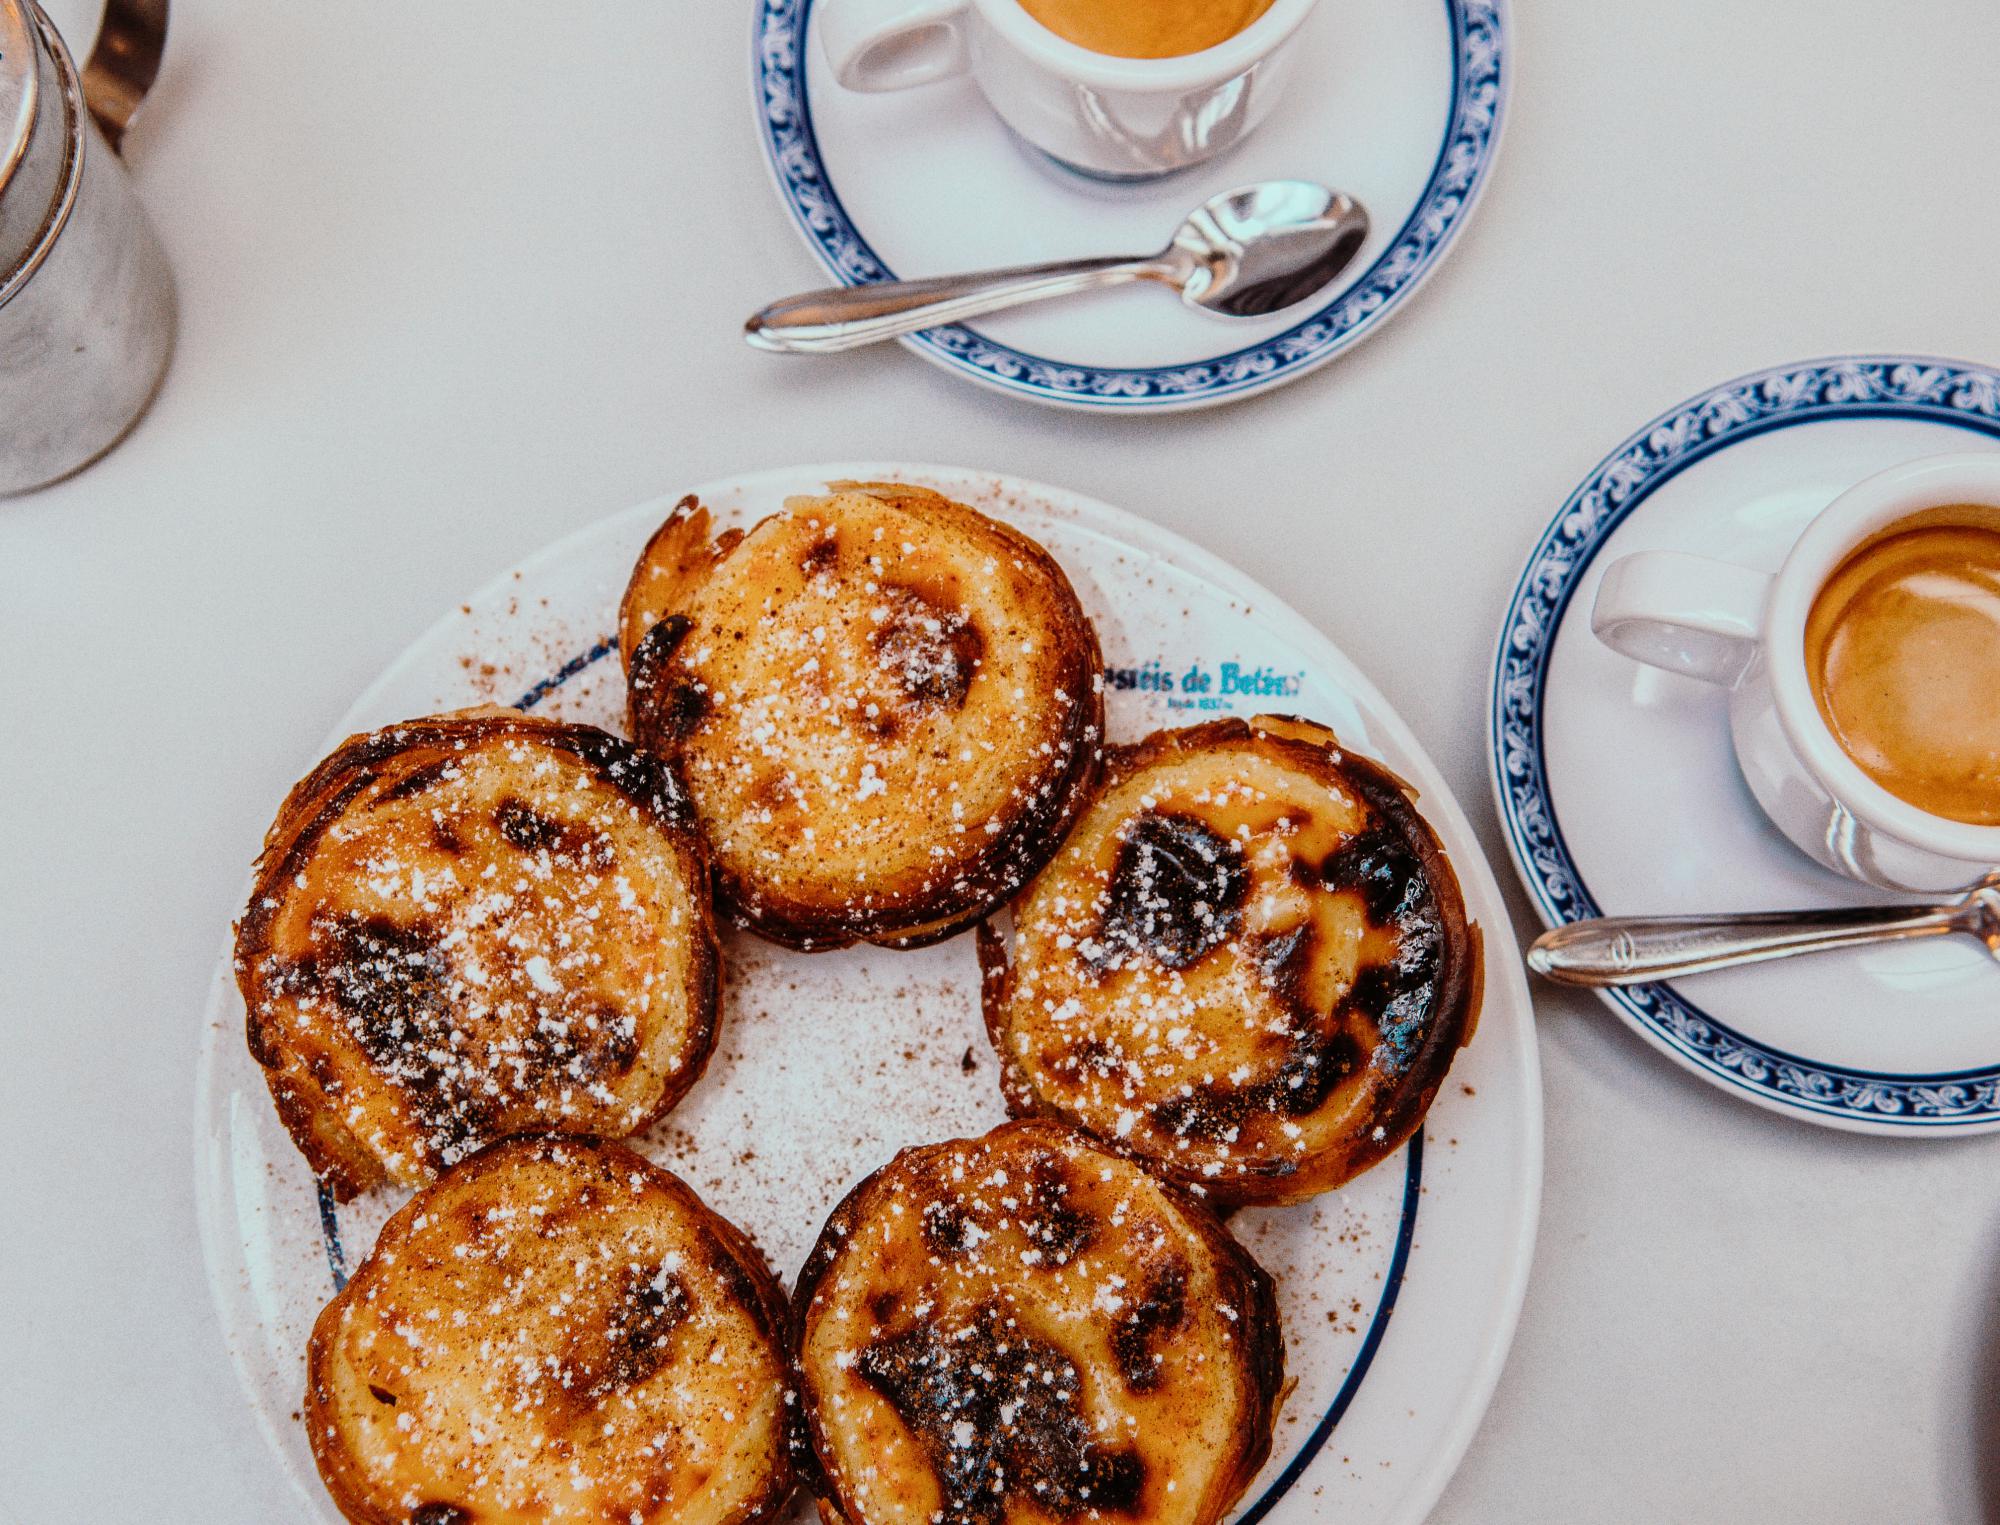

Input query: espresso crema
[1015,0,1279,58]
[1805,513,2000,826]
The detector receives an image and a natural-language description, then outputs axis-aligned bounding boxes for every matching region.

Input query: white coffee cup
[819,0,1321,181]
[1591,451,2000,893]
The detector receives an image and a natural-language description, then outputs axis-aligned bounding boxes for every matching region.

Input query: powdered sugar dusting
[641,930,1004,1280]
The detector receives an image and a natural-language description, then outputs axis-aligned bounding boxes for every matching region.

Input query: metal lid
[0,0,37,200]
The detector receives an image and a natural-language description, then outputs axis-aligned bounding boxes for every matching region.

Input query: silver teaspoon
[1526,874,2000,986]
[743,180,1369,355]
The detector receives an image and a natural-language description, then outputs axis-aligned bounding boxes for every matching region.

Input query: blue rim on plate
[751,0,1507,410]
[1491,355,2000,1129]
[313,633,1428,1519]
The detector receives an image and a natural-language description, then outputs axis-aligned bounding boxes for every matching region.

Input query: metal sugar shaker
[0,0,172,496]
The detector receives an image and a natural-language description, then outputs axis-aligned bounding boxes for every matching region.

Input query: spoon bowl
[1170,181,1371,317]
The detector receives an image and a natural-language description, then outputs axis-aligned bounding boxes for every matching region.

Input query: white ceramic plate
[1491,356,2000,1133]
[752,0,1506,410]
[197,463,1540,1522]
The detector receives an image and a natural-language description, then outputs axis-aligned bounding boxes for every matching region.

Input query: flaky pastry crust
[792,1119,1283,1525]
[236,709,720,1198]
[620,484,1104,951]
[306,1136,796,1525]
[982,717,1482,1205]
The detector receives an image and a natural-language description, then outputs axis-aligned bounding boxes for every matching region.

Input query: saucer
[201,464,1541,1524]
[1491,356,2000,1134]
[751,0,1507,411]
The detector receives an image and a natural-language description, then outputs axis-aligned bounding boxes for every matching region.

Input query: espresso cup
[1591,452,2000,893]
[819,0,1320,180]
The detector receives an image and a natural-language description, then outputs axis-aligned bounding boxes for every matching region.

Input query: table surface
[6,1,2000,1520]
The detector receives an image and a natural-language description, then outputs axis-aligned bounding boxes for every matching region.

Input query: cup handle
[1590,550,1773,687]
[820,0,970,92]
[80,0,169,154]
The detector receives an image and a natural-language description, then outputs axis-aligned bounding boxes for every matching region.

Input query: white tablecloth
[5,0,1998,1519]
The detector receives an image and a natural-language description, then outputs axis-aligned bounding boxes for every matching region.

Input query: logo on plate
[1106,657,1305,712]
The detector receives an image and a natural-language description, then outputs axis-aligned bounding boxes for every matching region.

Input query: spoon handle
[743,255,1170,354]
[1527,903,1968,986]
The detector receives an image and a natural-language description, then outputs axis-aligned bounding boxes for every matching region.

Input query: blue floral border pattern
[1492,355,2000,1126]
[753,0,1506,407]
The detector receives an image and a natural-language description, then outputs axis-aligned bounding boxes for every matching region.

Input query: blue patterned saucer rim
[751,0,1508,412]
[1489,354,2000,1131]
